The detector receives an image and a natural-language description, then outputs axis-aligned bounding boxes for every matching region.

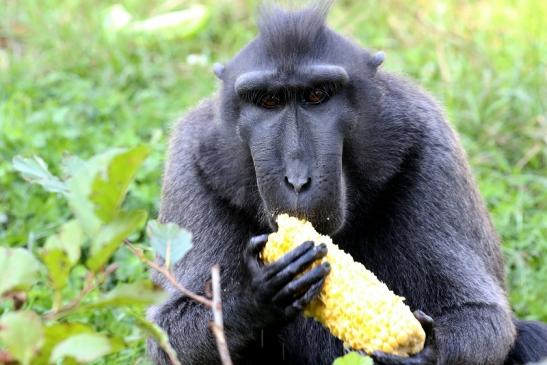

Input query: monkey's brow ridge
[234,65,349,94]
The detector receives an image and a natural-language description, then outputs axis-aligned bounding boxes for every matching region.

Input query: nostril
[285,175,312,194]
[300,177,311,192]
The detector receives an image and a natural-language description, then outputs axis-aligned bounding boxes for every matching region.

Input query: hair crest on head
[257,0,333,69]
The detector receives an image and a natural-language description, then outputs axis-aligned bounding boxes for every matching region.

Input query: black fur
[148,3,546,365]
[505,320,547,364]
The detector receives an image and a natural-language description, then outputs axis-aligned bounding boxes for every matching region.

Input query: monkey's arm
[146,105,261,363]
[434,302,515,365]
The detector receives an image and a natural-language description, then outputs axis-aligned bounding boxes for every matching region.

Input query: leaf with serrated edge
[12,155,68,194]
[0,247,41,296]
[0,311,44,365]
[87,209,147,271]
[67,145,149,236]
[147,220,192,268]
[50,333,123,363]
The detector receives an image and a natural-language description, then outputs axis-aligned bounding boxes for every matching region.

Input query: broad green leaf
[12,155,68,195]
[90,146,148,222]
[87,210,147,271]
[0,311,44,365]
[0,247,41,296]
[85,281,167,309]
[40,220,84,291]
[43,220,83,265]
[50,333,123,364]
[147,220,192,268]
[333,352,373,365]
[130,6,210,40]
[33,323,92,365]
[67,145,149,236]
[40,248,71,291]
[133,316,181,365]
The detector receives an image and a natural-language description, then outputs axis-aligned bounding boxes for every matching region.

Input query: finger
[371,351,408,365]
[294,268,328,305]
[413,310,433,334]
[245,234,270,276]
[372,348,436,365]
[266,243,327,287]
[247,234,269,256]
[272,262,330,304]
[264,241,320,278]
[413,310,435,346]
[283,265,329,318]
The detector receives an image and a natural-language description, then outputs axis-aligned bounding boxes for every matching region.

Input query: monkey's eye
[304,88,328,105]
[259,93,281,109]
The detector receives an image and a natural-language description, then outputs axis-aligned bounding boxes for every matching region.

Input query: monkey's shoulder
[168,97,217,155]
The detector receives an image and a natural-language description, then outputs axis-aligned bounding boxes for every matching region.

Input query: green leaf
[40,248,71,292]
[132,316,181,365]
[147,220,192,268]
[87,210,148,271]
[43,220,83,264]
[333,352,373,365]
[0,311,44,365]
[50,333,124,364]
[40,220,84,290]
[67,145,149,236]
[12,155,68,194]
[33,323,93,365]
[85,281,167,309]
[0,247,41,296]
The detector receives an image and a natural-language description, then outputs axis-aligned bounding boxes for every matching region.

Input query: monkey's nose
[284,175,311,194]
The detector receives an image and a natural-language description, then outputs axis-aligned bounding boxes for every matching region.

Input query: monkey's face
[232,66,354,234]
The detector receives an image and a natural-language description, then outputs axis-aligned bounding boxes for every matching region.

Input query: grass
[1,0,545,363]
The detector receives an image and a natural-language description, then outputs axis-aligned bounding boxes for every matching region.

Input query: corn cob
[260,214,426,356]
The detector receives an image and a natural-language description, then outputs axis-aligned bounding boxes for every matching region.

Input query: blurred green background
[0,0,545,359]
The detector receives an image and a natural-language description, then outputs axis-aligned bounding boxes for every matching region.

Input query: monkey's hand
[371,311,438,365]
[243,234,330,325]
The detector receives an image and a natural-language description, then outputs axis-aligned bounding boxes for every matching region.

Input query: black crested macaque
[148,2,547,365]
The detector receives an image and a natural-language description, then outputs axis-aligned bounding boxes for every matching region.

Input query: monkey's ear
[213,63,225,80]
[368,51,385,69]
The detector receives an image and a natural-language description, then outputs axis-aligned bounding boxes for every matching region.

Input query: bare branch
[124,240,212,307]
[209,265,233,365]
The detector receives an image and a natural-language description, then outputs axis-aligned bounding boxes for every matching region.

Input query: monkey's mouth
[266,208,340,236]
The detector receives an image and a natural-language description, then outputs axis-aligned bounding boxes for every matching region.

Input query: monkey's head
[213,3,384,234]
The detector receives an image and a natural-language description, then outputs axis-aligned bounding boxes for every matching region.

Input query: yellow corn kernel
[261,214,426,356]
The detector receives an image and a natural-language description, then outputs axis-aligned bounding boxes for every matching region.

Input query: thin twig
[43,263,118,320]
[209,265,233,365]
[124,240,212,307]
